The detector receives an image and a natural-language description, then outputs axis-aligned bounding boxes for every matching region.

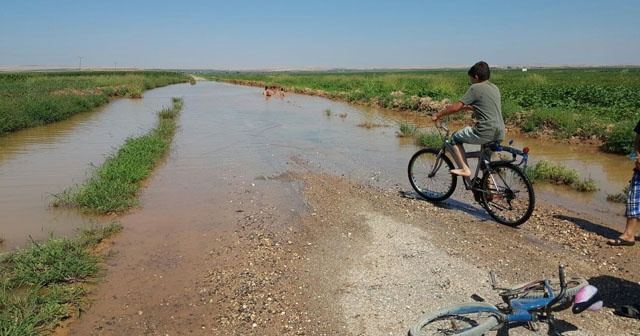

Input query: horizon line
[1,63,640,72]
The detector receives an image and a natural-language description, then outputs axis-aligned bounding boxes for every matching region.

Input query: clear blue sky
[1,0,639,69]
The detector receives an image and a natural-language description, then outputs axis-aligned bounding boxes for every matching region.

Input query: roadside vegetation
[0,71,191,136]
[0,222,122,335]
[51,97,184,214]
[206,68,640,155]
[524,160,597,192]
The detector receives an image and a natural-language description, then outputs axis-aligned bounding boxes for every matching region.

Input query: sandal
[615,304,640,319]
[607,238,635,246]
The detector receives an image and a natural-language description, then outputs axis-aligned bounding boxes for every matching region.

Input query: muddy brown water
[0,80,631,252]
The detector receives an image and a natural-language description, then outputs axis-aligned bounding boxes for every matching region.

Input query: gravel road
[66,161,640,336]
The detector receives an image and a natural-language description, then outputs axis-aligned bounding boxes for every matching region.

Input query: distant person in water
[279,87,285,99]
[431,61,505,177]
[263,86,271,98]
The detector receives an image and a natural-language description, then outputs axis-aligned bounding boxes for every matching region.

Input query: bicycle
[407,116,535,226]
[408,265,597,336]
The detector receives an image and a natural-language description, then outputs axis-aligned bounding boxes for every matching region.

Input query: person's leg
[449,126,484,177]
[608,217,637,245]
[450,144,471,177]
[608,172,640,245]
[621,217,638,242]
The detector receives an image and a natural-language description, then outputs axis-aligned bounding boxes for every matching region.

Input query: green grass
[51,97,183,214]
[415,131,444,148]
[0,71,191,136]
[524,160,597,192]
[0,223,122,335]
[205,68,640,154]
[607,185,629,203]
[397,122,418,137]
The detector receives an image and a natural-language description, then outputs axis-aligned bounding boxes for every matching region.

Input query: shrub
[398,122,418,137]
[416,131,444,148]
[572,177,598,192]
[602,120,636,154]
[525,160,580,185]
[607,185,629,203]
[501,98,521,122]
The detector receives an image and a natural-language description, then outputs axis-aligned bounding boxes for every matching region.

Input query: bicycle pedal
[527,321,540,331]
[470,294,485,302]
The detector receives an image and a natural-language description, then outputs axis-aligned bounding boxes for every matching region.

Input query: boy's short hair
[468,61,490,81]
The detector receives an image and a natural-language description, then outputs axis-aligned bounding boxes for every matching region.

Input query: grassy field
[206,68,640,154]
[0,71,191,136]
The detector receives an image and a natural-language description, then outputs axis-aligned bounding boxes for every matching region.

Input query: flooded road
[0,80,631,251]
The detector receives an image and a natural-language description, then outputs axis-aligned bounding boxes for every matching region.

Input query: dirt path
[62,159,640,335]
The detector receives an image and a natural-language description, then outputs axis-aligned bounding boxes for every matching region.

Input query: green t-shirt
[459,81,505,142]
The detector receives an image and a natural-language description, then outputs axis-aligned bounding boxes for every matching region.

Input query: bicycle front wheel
[409,303,501,336]
[408,148,457,202]
[480,162,535,226]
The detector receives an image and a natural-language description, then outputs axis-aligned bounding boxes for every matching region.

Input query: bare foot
[450,169,471,177]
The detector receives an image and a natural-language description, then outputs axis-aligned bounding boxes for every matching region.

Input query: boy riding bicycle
[432,61,505,177]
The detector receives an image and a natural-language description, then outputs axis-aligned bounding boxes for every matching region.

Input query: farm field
[0,71,192,136]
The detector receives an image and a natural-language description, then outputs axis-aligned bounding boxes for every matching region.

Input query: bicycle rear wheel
[408,148,457,202]
[480,162,535,226]
[502,277,589,303]
[409,303,501,336]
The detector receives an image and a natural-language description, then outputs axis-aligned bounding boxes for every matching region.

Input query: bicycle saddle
[572,285,602,314]
[485,141,502,151]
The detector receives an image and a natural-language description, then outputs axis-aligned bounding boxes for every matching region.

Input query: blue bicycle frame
[506,280,556,322]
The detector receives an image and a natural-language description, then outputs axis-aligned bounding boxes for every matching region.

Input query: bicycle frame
[441,140,491,191]
[460,279,559,325]
[492,265,570,336]
[435,117,530,192]
[504,280,557,323]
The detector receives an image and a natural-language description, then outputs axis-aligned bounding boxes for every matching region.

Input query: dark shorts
[625,170,640,218]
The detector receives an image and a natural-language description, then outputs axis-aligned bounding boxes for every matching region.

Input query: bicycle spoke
[408,149,457,202]
[481,163,535,226]
[409,303,501,336]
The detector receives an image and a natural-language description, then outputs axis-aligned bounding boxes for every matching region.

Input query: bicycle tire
[480,162,535,226]
[502,277,589,303]
[409,302,501,336]
[408,148,457,202]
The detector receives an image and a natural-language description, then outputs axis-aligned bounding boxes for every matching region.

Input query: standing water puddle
[0,81,630,251]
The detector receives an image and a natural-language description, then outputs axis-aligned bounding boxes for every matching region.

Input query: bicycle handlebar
[558,265,567,289]
[545,265,568,334]
[428,113,450,132]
